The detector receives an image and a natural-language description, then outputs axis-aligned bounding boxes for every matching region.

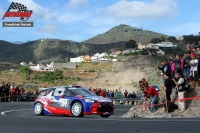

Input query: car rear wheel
[71,101,84,117]
[34,102,44,115]
[100,114,111,118]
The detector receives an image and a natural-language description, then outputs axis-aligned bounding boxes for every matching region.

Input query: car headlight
[85,98,98,103]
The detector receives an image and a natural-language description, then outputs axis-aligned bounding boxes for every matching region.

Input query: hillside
[0,56,149,94]
[83,24,169,44]
[0,40,126,64]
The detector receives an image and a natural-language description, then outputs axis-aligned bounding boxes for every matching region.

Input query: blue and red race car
[34,86,114,118]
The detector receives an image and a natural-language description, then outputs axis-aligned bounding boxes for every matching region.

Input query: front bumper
[84,102,114,115]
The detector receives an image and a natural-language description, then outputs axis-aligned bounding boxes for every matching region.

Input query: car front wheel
[71,101,84,117]
[34,102,44,115]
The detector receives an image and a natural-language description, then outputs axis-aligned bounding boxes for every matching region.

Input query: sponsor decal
[2,2,33,27]
[59,99,70,107]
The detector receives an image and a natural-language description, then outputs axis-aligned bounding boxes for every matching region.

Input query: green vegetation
[160,46,185,55]
[125,40,137,48]
[19,66,30,80]
[31,70,80,86]
[150,36,177,43]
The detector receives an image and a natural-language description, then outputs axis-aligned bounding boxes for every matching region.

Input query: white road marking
[1,109,31,115]
[2,109,200,122]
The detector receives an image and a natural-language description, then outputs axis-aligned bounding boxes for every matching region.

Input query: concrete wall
[52,62,76,69]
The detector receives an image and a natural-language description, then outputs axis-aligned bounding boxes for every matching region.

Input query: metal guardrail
[20,95,144,105]
[21,94,39,101]
[109,97,144,105]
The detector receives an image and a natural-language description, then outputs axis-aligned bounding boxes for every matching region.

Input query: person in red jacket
[99,89,105,97]
[144,82,158,113]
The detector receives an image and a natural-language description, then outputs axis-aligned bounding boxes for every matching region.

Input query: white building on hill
[20,62,27,66]
[156,42,177,47]
[70,56,83,62]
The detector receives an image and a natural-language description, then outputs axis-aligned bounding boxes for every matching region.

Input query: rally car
[33,86,114,118]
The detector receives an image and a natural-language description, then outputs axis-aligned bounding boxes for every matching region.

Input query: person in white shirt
[189,53,198,88]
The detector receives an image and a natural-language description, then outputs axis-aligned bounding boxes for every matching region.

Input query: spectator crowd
[0,82,39,102]
[141,44,200,113]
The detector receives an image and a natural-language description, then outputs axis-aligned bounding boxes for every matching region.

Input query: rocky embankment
[121,88,200,118]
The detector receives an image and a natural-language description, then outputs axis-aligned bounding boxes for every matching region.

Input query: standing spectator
[197,54,200,78]
[118,90,122,97]
[92,88,96,94]
[170,59,176,77]
[103,89,107,97]
[15,86,20,102]
[18,86,25,101]
[127,93,132,105]
[157,60,165,77]
[100,89,105,97]
[164,59,172,77]
[163,73,174,102]
[5,83,10,102]
[124,90,128,98]
[187,43,191,51]
[183,51,192,79]
[111,90,114,98]
[174,55,182,75]
[158,59,171,80]
[192,47,198,54]
[10,83,16,102]
[96,88,101,96]
[0,82,5,102]
[197,46,200,54]
[131,91,136,105]
[143,82,158,113]
[107,90,111,97]
[189,53,198,88]
[180,55,185,76]
[114,89,120,104]
[172,73,186,112]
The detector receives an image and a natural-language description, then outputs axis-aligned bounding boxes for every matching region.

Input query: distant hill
[0,39,126,64]
[0,24,170,64]
[83,24,169,44]
[9,41,25,44]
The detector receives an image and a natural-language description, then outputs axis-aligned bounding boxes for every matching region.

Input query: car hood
[84,96,112,102]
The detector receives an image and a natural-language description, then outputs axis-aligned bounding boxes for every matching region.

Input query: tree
[160,36,166,42]
[183,34,200,44]
[125,40,137,48]
[167,36,177,42]
[150,38,161,44]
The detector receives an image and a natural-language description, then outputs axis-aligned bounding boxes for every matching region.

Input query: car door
[47,88,64,109]
[57,89,74,110]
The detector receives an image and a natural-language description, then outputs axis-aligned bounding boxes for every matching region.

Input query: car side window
[64,89,73,97]
[53,89,65,96]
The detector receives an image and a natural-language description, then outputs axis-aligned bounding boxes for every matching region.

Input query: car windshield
[70,88,97,97]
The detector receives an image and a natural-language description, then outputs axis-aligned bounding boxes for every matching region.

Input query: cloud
[163,22,200,35]
[8,0,54,21]
[101,0,178,20]
[37,25,59,34]
[67,0,88,9]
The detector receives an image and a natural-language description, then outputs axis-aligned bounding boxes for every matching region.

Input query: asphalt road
[1,102,200,133]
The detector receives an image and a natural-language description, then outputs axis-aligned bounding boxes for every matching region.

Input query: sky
[0,0,200,43]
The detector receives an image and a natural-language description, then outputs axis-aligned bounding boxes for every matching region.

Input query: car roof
[48,85,83,89]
